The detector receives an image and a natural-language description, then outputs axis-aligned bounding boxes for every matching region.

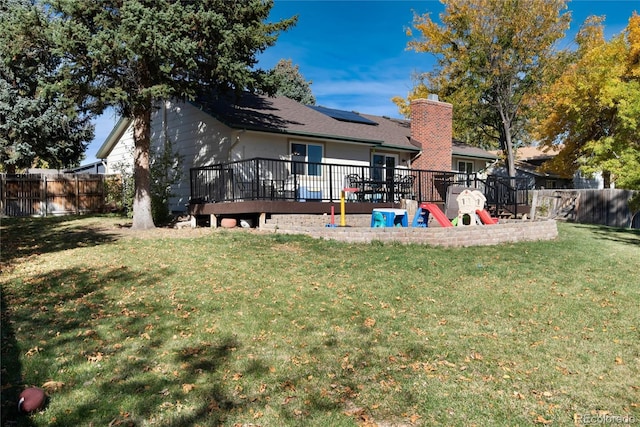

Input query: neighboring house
[97,92,497,214]
[488,145,604,190]
[66,161,106,174]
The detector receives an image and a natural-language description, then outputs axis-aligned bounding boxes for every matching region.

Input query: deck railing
[189,157,485,205]
[481,175,530,217]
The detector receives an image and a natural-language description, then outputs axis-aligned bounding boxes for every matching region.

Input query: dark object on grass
[18,387,46,413]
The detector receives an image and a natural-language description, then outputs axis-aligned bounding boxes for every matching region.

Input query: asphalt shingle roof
[452,140,498,160]
[193,92,416,151]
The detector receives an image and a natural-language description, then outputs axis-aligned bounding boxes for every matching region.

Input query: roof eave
[232,125,389,147]
[452,152,499,160]
[96,117,131,159]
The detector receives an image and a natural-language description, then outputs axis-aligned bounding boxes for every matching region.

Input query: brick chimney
[410,96,453,171]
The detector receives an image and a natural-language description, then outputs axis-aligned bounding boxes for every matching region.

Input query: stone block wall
[262,217,558,247]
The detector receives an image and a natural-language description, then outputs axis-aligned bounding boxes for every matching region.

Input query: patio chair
[276,176,298,200]
[344,174,362,201]
[396,175,415,200]
[236,180,258,200]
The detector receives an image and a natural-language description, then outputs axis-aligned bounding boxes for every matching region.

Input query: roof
[452,140,498,160]
[515,145,559,161]
[489,145,560,161]
[193,92,416,151]
[97,92,496,161]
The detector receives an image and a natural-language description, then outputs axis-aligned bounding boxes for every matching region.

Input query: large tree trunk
[503,131,516,178]
[131,108,155,230]
[498,108,517,178]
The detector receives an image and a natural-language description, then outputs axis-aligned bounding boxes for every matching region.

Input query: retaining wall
[262,218,558,247]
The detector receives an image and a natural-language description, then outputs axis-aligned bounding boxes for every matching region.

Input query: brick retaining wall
[262,218,558,247]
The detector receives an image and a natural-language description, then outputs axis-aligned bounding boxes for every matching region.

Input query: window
[458,161,474,174]
[291,142,323,176]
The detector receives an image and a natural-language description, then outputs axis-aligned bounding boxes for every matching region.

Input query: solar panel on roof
[308,105,378,125]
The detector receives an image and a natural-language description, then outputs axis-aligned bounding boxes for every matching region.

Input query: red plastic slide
[476,209,499,225]
[419,203,453,227]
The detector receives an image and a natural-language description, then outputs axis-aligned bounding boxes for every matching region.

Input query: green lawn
[1,216,638,426]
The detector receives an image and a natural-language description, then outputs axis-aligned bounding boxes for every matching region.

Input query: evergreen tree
[40,0,296,229]
[0,0,93,173]
[266,59,316,105]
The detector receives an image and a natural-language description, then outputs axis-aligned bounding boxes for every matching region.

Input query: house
[97,92,498,219]
[489,145,603,190]
[66,161,106,175]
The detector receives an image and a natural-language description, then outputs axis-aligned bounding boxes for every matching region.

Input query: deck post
[259,212,267,228]
[210,214,217,229]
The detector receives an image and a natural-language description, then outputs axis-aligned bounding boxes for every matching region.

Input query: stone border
[265,219,558,247]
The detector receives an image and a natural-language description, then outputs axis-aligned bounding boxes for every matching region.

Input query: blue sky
[84,0,639,164]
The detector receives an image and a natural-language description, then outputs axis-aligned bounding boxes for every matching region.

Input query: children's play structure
[371,208,409,227]
[371,187,499,228]
[328,184,499,228]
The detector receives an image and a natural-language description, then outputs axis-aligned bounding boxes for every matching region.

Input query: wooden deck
[190,200,400,217]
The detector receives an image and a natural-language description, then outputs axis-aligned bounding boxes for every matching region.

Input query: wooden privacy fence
[531,189,638,228]
[1,174,108,217]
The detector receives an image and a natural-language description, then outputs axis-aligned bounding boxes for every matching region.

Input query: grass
[1,215,639,426]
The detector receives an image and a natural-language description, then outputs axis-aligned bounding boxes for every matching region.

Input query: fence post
[101,175,105,213]
[75,175,80,215]
[42,175,47,216]
[328,164,334,201]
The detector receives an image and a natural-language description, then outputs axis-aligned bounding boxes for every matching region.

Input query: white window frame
[458,160,474,174]
[291,141,324,176]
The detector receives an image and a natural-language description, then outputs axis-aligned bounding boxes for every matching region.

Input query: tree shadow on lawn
[1,290,36,427]
[572,223,640,246]
[1,263,248,427]
[0,215,121,267]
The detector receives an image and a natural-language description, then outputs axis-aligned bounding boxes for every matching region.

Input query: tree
[536,14,640,189]
[0,0,93,173]
[264,59,316,105]
[41,0,296,229]
[394,0,570,177]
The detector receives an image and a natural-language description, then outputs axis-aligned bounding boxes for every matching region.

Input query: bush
[109,138,182,225]
[149,137,183,225]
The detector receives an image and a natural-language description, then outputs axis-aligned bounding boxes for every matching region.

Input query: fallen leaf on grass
[25,346,42,357]
[42,381,65,392]
[182,384,195,393]
[534,415,552,424]
[438,360,456,368]
[282,380,296,392]
[469,352,483,360]
[363,317,376,328]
